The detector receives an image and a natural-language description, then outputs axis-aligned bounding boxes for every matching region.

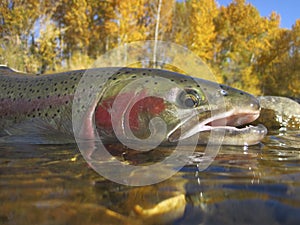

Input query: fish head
[166,77,267,145]
[94,68,267,146]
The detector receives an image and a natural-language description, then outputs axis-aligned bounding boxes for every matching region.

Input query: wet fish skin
[0,67,81,140]
[0,66,265,145]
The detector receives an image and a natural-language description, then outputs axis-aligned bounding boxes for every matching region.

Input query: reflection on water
[0,131,300,225]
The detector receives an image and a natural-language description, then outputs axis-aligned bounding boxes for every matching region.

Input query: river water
[0,130,300,225]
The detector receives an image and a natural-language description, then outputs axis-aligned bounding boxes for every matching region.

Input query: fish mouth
[168,109,267,146]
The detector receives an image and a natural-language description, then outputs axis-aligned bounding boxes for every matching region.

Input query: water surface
[0,131,300,225]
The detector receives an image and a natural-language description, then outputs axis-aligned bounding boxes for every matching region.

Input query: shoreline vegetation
[0,0,299,97]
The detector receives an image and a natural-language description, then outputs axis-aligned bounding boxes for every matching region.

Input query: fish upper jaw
[206,110,260,127]
[167,108,267,146]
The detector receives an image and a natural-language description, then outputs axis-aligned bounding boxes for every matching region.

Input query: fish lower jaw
[183,124,267,144]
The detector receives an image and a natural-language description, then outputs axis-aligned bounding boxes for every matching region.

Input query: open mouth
[168,109,267,146]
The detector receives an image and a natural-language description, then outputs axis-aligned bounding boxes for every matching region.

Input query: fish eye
[179,89,203,108]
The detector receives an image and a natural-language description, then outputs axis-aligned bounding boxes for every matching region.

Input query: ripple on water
[0,131,300,225]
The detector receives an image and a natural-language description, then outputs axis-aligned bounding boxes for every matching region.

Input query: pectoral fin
[0,119,75,144]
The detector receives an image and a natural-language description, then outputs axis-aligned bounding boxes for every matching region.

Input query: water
[0,131,299,225]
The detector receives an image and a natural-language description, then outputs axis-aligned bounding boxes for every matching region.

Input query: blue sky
[216,0,299,29]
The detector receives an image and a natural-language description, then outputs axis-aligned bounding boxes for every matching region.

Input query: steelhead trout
[0,66,267,145]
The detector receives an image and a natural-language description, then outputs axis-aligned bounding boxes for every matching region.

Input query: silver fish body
[0,66,267,145]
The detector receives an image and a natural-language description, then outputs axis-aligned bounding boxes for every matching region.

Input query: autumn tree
[260,19,300,97]
[186,0,218,62]
[288,20,300,96]
[53,0,89,59]
[87,0,117,57]
[213,0,278,95]
[0,0,41,71]
[0,0,298,97]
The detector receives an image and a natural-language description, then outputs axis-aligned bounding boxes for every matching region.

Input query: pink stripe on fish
[0,95,73,116]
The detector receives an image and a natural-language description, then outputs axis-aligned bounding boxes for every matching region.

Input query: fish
[0,66,267,146]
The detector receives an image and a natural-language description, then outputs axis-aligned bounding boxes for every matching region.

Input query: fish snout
[225,87,261,113]
[216,87,261,126]
[248,94,261,111]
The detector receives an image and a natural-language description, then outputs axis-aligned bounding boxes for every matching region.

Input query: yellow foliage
[187,0,218,61]
[0,0,299,97]
[240,67,261,95]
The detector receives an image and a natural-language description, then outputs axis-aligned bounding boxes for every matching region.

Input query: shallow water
[0,131,300,225]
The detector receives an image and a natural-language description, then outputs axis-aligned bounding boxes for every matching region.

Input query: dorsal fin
[0,65,36,76]
[0,65,21,72]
